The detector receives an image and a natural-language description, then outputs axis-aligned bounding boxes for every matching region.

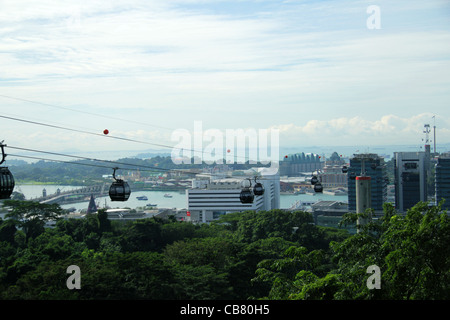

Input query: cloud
[271,113,449,146]
[1,0,449,155]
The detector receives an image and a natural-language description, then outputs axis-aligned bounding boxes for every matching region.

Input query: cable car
[311,175,319,185]
[109,168,131,201]
[0,143,14,200]
[342,165,348,173]
[253,177,265,196]
[253,183,264,196]
[240,178,254,204]
[240,188,254,204]
[0,167,14,200]
[314,182,323,193]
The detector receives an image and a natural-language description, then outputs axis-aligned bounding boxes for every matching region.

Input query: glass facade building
[435,155,450,210]
[347,154,387,212]
[394,152,428,212]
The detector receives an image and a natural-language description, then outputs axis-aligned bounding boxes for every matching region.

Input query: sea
[12,184,347,212]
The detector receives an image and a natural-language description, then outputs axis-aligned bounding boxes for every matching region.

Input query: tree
[0,219,17,244]
[252,246,329,299]
[170,264,232,300]
[75,250,176,300]
[253,202,450,300]
[97,209,111,234]
[10,191,25,201]
[120,218,164,252]
[163,237,238,270]
[225,209,327,250]
[332,201,450,299]
[3,200,64,243]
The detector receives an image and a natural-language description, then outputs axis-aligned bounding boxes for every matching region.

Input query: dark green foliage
[254,201,450,300]
[222,209,330,250]
[0,200,448,300]
[4,200,64,243]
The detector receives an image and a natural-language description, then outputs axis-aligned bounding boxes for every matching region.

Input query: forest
[0,199,449,300]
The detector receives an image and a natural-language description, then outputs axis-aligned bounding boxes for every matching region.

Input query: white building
[185,171,280,223]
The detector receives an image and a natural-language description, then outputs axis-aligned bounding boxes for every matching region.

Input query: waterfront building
[435,153,450,210]
[394,151,428,212]
[347,153,387,212]
[280,153,322,177]
[186,171,280,223]
[319,165,348,188]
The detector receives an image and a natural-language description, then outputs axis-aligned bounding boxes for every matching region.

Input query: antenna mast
[433,115,436,155]
[423,124,431,156]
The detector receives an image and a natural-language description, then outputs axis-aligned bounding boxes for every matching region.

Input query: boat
[136,195,148,201]
[146,203,157,207]
[164,193,173,198]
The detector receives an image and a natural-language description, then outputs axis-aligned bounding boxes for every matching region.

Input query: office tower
[356,176,372,232]
[347,153,387,212]
[435,153,450,210]
[394,152,428,212]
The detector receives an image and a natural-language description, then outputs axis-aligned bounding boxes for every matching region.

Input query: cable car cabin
[240,188,254,204]
[253,182,265,196]
[342,166,348,173]
[0,167,15,199]
[314,183,323,193]
[109,180,131,201]
[311,175,319,185]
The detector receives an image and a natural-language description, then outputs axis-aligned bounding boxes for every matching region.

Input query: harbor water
[12,184,348,212]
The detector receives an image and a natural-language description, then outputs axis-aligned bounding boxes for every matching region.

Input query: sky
[1,0,450,161]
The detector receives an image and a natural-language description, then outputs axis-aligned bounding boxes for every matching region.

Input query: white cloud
[271,113,449,146]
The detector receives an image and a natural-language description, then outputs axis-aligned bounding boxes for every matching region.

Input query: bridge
[34,184,109,205]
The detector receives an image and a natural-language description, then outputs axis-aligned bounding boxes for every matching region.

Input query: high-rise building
[347,153,387,212]
[394,152,428,212]
[435,153,450,210]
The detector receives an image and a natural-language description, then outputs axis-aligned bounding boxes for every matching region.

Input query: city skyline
[1,0,450,158]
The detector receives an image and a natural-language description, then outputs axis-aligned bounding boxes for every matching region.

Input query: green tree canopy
[218,209,329,250]
[255,202,450,300]
[3,200,64,243]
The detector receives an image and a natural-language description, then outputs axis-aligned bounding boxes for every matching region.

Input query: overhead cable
[0,93,173,131]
